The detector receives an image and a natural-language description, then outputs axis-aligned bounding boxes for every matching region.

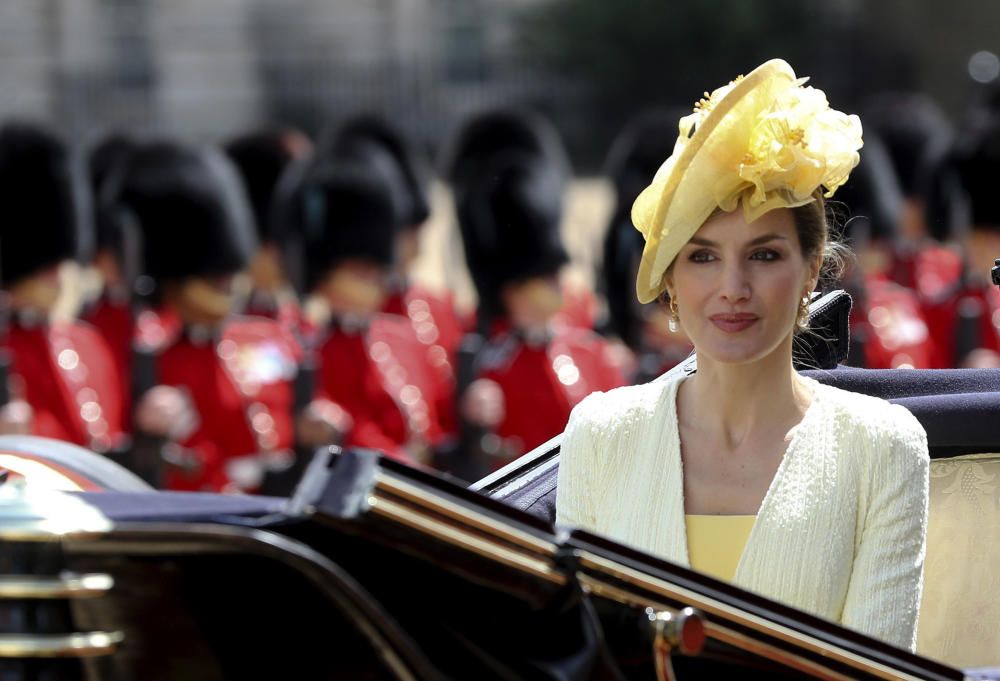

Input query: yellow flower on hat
[631,59,863,303]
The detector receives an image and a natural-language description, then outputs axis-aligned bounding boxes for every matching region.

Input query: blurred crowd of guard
[0,85,998,492]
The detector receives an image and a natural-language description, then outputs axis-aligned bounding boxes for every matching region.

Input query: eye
[750,248,780,261]
[689,250,717,263]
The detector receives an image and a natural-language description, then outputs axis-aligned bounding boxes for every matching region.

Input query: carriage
[0,289,997,680]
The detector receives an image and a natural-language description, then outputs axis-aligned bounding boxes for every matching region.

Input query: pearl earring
[668,298,680,333]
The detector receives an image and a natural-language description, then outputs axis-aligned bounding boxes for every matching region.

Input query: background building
[2,0,997,169]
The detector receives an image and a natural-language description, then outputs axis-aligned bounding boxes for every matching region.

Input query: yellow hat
[631,59,863,303]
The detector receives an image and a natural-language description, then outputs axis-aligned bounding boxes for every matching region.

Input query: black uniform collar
[246,288,279,314]
[8,307,49,330]
[329,313,371,335]
[386,273,410,296]
[103,284,131,306]
[513,325,554,348]
[491,316,554,348]
[184,322,224,347]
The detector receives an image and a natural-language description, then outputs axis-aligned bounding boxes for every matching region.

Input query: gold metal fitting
[648,607,706,681]
[0,631,124,658]
[0,573,113,599]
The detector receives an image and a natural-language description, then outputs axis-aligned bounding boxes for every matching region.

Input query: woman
[556,59,929,651]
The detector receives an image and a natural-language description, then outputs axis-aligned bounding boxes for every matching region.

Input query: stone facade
[0,0,559,151]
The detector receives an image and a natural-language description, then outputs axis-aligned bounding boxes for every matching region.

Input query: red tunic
[382,283,465,437]
[155,316,300,492]
[243,287,306,340]
[314,314,449,464]
[911,245,964,303]
[2,318,126,452]
[920,282,1000,367]
[81,296,134,429]
[892,244,974,368]
[850,277,937,369]
[891,242,963,298]
[383,283,467,356]
[477,325,626,466]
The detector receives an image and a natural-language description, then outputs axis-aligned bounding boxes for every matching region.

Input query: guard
[113,140,303,491]
[81,131,137,428]
[602,111,693,382]
[298,156,451,465]
[328,116,463,436]
[835,134,937,369]
[0,122,127,452]
[449,111,626,468]
[224,127,313,337]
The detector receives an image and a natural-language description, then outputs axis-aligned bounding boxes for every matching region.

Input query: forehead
[693,207,797,244]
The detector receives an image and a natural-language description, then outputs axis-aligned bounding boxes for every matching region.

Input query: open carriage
[0,290,997,680]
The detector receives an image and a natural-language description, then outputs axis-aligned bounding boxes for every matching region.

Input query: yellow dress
[684,515,756,583]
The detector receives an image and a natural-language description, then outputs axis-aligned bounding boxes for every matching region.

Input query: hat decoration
[631,59,863,303]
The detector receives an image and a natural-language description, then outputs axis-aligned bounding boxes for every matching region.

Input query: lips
[709,313,759,333]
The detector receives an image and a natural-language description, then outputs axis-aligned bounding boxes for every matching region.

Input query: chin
[690,325,792,367]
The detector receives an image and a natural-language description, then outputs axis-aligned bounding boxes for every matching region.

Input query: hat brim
[631,59,797,303]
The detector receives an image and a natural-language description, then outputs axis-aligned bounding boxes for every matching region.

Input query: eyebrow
[687,233,789,248]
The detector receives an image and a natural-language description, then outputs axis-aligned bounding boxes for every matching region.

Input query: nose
[719,259,751,303]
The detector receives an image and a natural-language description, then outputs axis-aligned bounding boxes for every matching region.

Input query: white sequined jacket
[556,373,929,651]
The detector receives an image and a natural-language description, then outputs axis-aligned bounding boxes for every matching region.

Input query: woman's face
[665,207,819,367]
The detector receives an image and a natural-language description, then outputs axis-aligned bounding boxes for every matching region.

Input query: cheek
[669,264,711,300]
[759,264,808,309]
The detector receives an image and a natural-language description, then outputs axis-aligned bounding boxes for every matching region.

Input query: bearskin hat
[112,140,256,286]
[87,131,136,256]
[952,115,1000,231]
[329,115,430,227]
[0,121,88,287]
[299,159,401,290]
[604,110,678,218]
[601,111,677,348]
[456,150,567,308]
[224,127,312,245]
[833,133,904,244]
[863,93,951,199]
[443,109,568,203]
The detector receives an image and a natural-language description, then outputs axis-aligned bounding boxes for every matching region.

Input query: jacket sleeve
[840,404,929,651]
[555,393,601,531]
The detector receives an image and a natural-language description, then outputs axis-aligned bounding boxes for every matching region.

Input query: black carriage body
[0,445,974,681]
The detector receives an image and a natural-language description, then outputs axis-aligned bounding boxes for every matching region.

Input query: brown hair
[791,191,849,289]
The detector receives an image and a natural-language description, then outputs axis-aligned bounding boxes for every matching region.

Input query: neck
[102,283,131,306]
[683,336,811,448]
[178,311,227,329]
[249,285,296,306]
[326,299,377,320]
